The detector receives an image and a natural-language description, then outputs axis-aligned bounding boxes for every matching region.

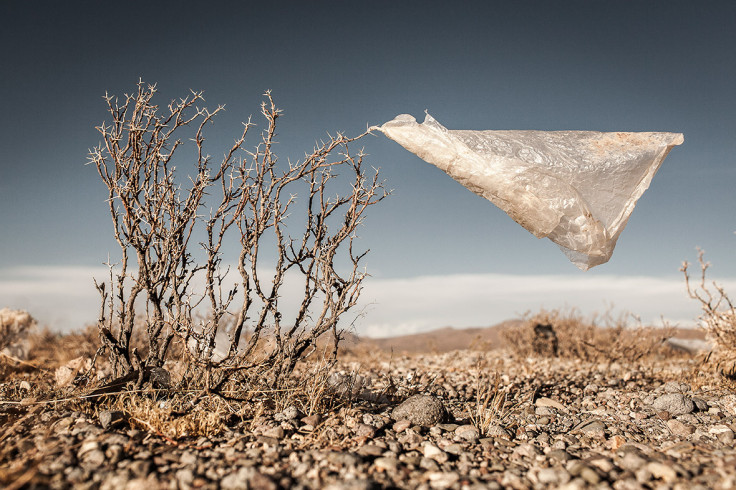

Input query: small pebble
[454,424,480,442]
[423,443,448,463]
[667,419,695,436]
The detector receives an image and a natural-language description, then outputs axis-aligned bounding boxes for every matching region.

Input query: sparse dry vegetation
[502,308,675,363]
[2,311,734,489]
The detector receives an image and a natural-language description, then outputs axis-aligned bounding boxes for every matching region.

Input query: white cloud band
[1,266,731,338]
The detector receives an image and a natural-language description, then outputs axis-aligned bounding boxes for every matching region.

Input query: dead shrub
[87,81,387,390]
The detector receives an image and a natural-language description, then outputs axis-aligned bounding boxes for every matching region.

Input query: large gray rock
[391,395,445,427]
[652,393,695,415]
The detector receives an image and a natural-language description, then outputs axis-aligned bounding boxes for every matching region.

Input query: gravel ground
[3,348,736,489]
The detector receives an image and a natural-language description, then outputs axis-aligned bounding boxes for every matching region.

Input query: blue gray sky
[1,1,735,335]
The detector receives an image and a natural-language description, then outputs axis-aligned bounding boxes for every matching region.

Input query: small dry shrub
[502,308,674,363]
[0,324,98,388]
[682,249,736,378]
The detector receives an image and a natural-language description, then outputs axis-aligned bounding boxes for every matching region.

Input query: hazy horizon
[1,263,729,337]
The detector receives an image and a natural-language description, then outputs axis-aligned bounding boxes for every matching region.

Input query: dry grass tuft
[468,368,511,437]
[0,323,356,442]
[100,389,235,439]
[255,354,348,416]
[84,351,354,440]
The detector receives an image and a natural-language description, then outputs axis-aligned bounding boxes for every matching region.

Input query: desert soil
[2,344,736,489]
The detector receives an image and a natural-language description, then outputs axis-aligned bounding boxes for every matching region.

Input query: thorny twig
[682,248,736,355]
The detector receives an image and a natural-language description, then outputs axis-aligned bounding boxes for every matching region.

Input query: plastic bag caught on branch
[378,114,683,270]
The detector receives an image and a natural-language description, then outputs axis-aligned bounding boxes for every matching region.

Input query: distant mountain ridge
[353,320,523,354]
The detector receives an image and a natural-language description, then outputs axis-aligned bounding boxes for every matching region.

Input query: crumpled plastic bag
[378,114,683,270]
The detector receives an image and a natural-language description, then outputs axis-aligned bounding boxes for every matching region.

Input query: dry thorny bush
[502,308,675,363]
[87,80,387,393]
[682,248,736,378]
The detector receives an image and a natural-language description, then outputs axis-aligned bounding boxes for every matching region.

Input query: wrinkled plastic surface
[380,114,683,270]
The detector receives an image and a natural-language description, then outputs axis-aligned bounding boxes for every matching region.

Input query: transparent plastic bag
[379,113,683,270]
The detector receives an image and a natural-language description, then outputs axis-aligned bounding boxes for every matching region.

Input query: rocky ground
[3,342,736,490]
